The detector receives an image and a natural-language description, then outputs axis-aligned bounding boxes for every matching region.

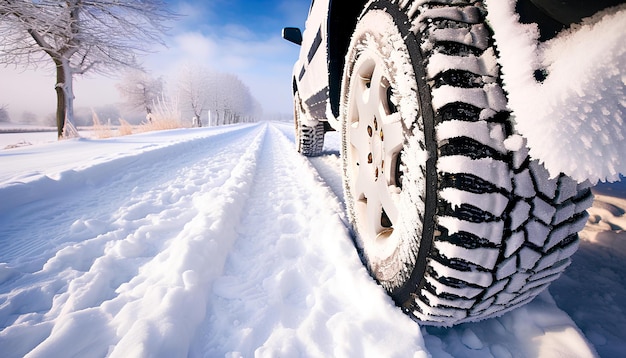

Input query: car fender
[487,0,626,183]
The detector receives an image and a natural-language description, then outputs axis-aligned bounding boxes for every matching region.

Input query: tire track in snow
[0,124,261,264]
[104,124,268,357]
[192,124,426,357]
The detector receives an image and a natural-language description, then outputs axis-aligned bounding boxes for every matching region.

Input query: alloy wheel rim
[346,48,405,248]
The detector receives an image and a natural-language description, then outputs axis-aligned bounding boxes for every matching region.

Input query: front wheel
[340,0,592,325]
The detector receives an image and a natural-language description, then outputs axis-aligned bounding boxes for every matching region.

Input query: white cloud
[175,32,216,61]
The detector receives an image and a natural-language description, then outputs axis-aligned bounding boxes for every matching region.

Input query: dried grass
[117,118,134,136]
[90,95,184,140]
[91,111,113,139]
[137,95,184,132]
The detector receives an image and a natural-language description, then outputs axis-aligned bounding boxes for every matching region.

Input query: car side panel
[294,0,331,127]
[529,0,625,25]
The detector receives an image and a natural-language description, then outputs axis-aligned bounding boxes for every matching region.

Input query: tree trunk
[54,60,66,139]
[62,59,76,137]
[53,57,77,139]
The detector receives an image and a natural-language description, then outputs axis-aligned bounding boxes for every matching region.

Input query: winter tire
[340,0,592,325]
[294,92,325,157]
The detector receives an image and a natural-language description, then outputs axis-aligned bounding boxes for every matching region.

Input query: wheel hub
[347,52,405,244]
[367,116,384,180]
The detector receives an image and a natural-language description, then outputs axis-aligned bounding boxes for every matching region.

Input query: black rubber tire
[294,92,325,157]
[340,0,593,325]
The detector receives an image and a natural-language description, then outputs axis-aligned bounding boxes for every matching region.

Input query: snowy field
[0,122,624,357]
[0,123,58,149]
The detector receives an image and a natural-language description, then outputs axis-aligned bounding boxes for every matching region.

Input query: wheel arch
[327,0,369,119]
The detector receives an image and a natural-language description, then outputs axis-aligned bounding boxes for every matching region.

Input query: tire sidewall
[340,2,437,296]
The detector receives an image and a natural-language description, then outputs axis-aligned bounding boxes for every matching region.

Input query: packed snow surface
[0,122,624,357]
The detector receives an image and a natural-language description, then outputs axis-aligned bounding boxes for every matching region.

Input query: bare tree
[0,0,175,138]
[116,69,163,121]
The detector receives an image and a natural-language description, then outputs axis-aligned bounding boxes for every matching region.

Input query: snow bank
[0,126,247,214]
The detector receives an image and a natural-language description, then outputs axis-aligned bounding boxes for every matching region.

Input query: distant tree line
[204,72,261,126]
[117,64,261,128]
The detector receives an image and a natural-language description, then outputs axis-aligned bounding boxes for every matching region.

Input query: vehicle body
[283,0,625,325]
[283,1,367,132]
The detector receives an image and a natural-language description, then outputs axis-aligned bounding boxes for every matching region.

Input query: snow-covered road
[0,122,623,357]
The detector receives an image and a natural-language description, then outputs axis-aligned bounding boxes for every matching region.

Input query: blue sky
[0,0,312,121]
[177,0,308,38]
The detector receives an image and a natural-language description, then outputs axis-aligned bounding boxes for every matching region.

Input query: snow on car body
[283,0,625,326]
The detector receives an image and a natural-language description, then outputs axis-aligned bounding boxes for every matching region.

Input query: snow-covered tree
[205,71,260,125]
[176,64,210,127]
[205,70,224,126]
[247,98,263,123]
[0,105,9,122]
[0,0,175,138]
[116,70,164,120]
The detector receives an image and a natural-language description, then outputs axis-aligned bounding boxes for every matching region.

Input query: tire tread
[396,0,592,325]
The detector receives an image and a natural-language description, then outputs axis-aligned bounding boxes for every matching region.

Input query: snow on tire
[340,0,593,325]
[294,92,325,157]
